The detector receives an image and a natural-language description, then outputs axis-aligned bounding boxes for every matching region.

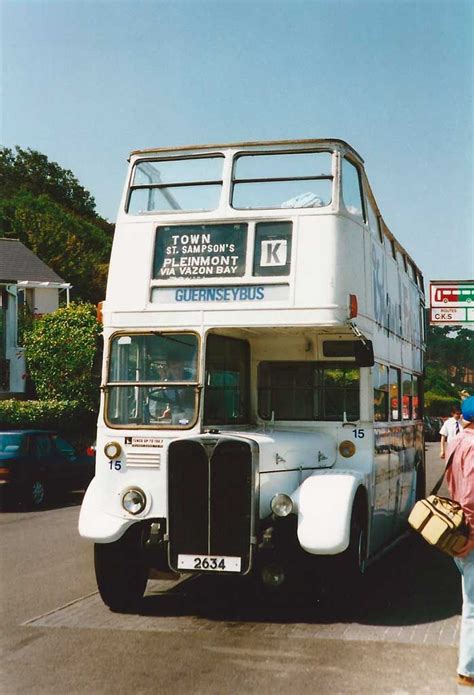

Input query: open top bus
[79,139,425,612]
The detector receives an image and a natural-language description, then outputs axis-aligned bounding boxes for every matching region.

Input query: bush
[24,303,101,406]
[0,399,97,449]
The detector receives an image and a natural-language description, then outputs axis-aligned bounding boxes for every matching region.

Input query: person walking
[446,396,474,687]
[440,406,463,458]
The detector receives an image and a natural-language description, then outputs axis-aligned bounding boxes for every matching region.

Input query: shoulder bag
[408,452,469,556]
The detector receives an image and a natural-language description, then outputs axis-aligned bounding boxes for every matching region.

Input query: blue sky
[2,0,472,283]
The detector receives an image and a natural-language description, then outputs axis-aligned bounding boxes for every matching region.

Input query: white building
[0,238,71,397]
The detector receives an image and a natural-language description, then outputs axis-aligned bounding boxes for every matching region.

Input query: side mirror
[354,340,374,367]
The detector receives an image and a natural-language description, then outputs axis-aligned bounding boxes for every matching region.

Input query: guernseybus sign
[430,280,474,325]
[150,284,290,304]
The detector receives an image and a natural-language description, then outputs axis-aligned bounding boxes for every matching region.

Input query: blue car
[0,430,95,510]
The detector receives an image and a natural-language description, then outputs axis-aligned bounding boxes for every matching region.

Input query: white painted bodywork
[79,138,425,568]
[80,425,366,554]
[292,470,365,553]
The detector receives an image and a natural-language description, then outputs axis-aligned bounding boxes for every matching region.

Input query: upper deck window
[417,272,425,293]
[396,247,406,270]
[231,151,333,210]
[390,240,397,260]
[367,198,382,242]
[127,156,224,214]
[341,158,366,221]
[408,261,417,284]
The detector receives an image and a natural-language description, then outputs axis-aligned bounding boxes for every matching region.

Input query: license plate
[177,554,241,572]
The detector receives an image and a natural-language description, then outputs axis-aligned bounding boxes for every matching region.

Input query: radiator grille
[168,438,254,573]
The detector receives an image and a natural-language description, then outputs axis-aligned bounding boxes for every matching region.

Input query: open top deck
[130,138,365,163]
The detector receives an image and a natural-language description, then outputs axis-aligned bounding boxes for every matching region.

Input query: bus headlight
[271,493,293,517]
[122,488,147,515]
[339,440,356,458]
[104,441,122,459]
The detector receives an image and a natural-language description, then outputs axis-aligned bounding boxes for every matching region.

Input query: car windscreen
[0,433,26,455]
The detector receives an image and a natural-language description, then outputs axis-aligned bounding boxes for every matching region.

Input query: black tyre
[344,512,367,584]
[327,503,368,617]
[415,465,426,501]
[28,479,47,509]
[94,535,148,612]
[0,487,8,511]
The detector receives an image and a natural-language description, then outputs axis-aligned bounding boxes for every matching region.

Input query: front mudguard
[79,477,134,542]
[292,470,367,555]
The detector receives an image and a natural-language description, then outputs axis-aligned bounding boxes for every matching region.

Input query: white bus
[79,139,425,611]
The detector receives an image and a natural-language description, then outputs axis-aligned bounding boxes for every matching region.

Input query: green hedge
[0,399,97,449]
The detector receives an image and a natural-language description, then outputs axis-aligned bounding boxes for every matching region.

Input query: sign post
[429,280,474,325]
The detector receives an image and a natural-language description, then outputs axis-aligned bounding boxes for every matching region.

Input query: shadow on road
[1,489,85,514]
[360,533,461,626]
[136,533,461,628]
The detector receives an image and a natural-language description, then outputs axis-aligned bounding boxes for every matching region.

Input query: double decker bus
[79,139,425,611]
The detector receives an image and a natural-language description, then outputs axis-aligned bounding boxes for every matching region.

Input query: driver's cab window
[107,333,198,427]
[204,334,250,425]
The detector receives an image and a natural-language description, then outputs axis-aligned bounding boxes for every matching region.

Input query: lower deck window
[390,367,401,421]
[105,332,198,428]
[373,363,389,421]
[258,362,360,421]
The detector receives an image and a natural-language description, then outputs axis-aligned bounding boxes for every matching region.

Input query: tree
[0,146,97,218]
[424,364,458,397]
[0,146,113,303]
[1,191,110,303]
[425,322,473,394]
[24,303,101,406]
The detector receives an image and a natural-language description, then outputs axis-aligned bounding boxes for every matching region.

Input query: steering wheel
[148,387,167,402]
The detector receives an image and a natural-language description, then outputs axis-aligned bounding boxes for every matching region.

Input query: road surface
[0,443,463,694]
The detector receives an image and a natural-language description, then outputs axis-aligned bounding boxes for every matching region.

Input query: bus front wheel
[94,536,148,612]
[343,512,367,584]
[333,505,368,614]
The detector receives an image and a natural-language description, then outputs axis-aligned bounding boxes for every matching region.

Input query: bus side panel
[292,471,366,555]
[294,215,368,318]
[106,221,155,311]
